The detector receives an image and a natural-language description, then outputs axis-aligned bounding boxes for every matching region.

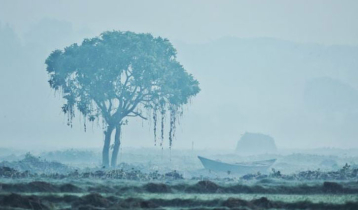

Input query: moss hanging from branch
[169,106,177,149]
[160,108,165,148]
[152,106,158,146]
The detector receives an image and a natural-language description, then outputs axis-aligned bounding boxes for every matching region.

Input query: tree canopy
[45,31,200,167]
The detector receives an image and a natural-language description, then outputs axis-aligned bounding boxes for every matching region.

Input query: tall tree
[45,31,200,167]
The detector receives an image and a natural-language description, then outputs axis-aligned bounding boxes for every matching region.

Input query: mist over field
[1,1,358,209]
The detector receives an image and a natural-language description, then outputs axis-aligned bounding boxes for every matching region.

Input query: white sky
[0,0,357,45]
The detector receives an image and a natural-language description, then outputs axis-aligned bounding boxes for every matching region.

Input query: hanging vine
[169,105,177,149]
[160,108,165,148]
[152,105,158,146]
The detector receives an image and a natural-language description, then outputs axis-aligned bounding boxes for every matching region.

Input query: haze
[0,0,358,150]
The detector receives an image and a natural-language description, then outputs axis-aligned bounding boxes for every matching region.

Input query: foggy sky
[1,0,358,45]
[0,0,358,150]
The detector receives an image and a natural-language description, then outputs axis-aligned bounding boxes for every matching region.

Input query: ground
[0,148,357,209]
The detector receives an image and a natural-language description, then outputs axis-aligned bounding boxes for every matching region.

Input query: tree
[45,31,200,167]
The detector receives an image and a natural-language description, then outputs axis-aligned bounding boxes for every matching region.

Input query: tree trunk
[111,124,121,167]
[102,125,114,168]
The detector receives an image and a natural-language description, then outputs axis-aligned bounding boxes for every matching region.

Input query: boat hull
[198,156,275,174]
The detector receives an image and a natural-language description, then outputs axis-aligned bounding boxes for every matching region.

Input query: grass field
[1,178,358,209]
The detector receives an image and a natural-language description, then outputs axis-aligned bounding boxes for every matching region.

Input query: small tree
[45,31,200,167]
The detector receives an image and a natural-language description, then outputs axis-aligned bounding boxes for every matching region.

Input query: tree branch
[93,98,110,122]
[108,99,113,114]
[127,111,148,120]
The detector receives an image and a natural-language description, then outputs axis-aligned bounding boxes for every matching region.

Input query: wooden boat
[198,156,276,174]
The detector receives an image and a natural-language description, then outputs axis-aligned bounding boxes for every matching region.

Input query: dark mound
[251,197,274,208]
[1,192,358,209]
[73,193,111,208]
[2,181,59,192]
[0,193,50,210]
[29,181,59,192]
[60,183,83,192]
[186,180,220,193]
[144,183,171,193]
[222,197,249,208]
[323,181,344,193]
[116,197,159,209]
